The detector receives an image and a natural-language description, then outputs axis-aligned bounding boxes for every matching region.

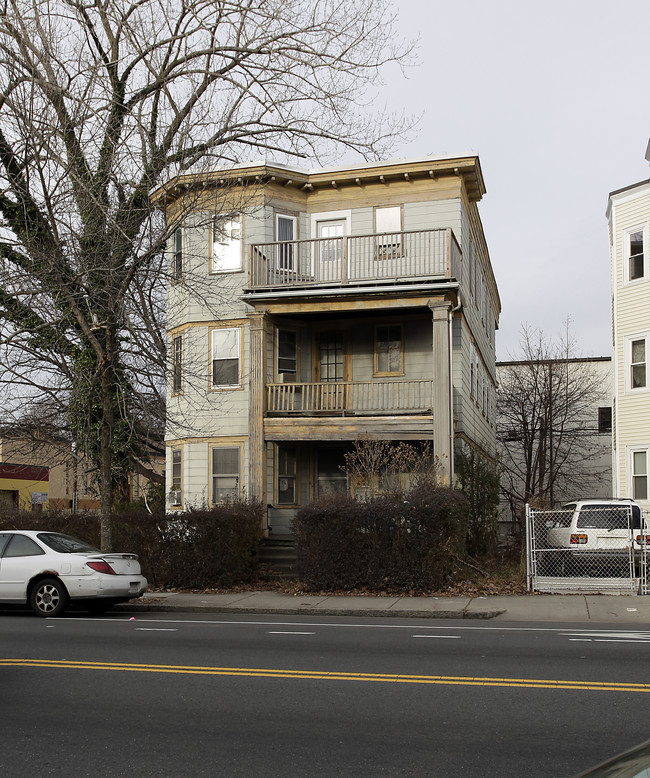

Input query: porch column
[429,301,453,485]
[248,311,267,512]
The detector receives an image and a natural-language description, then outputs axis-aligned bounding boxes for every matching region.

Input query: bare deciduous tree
[0,0,413,547]
[343,439,440,498]
[497,325,611,536]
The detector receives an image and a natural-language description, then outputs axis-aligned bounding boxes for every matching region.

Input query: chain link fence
[526,503,649,594]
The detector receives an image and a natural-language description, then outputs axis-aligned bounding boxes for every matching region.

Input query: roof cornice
[153,154,486,206]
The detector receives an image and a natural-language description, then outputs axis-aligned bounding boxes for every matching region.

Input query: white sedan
[0,530,147,616]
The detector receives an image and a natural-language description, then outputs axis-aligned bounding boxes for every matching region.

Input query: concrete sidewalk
[115,590,650,624]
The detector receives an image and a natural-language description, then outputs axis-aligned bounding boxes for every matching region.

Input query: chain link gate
[526,503,648,594]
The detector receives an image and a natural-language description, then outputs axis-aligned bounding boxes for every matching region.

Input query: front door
[317,220,345,282]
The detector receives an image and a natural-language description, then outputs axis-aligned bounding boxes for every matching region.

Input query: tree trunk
[100,359,114,552]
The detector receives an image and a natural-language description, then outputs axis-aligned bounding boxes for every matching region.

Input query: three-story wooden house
[162,155,500,533]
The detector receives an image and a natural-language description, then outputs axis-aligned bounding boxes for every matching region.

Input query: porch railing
[266,379,433,414]
[249,228,461,289]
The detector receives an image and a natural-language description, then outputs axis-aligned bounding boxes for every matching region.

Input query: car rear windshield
[37,533,101,554]
[576,506,638,530]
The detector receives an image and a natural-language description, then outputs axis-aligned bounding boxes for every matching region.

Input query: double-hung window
[278,329,297,376]
[172,335,183,394]
[627,226,647,282]
[277,446,297,505]
[630,337,647,390]
[631,449,648,501]
[211,328,241,387]
[172,228,183,280]
[375,325,403,375]
[211,214,242,272]
[212,447,240,503]
[170,449,182,506]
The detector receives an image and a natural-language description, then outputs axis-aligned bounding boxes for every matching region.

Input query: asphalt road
[2,611,650,777]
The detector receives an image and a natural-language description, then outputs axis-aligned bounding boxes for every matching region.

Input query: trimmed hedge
[0,501,264,589]
[148,503,264,588]
[293,484,469,592]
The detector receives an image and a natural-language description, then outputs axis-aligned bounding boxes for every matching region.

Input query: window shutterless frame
[211,446,241,503]
[172,334,183,394]
[170,449,182,507]
[626,334,648,392]
[211,214,242,273]
[630,447,649,501]
[172,227,183,281]
[276,445,298,505]
[277,329,298,376]
[624,224,648,284]
[211,327,241,388]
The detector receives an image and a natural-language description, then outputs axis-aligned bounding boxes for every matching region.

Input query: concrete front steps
[258,535,298,580]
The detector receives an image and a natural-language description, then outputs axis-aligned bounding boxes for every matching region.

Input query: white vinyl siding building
[607,161,650,511]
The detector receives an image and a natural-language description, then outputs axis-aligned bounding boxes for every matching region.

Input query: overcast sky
[369,0,650,360]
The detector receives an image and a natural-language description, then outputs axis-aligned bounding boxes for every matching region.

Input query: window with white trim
[211,327,241,387]
[211,214,241,272]
[632,449,648,500]
[212,447,240,503]
[630,337,647,390]
[626,226,647,283]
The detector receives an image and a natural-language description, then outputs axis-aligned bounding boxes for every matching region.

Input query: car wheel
[85,599,118,615]
[29,577,69,617]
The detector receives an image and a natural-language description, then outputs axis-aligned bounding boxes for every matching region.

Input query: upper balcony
[248,228,461,291]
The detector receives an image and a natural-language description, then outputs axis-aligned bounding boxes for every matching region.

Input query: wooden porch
[249,228,461,289]
[266,379,433,415]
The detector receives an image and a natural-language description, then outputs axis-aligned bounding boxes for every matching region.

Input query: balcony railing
[249,228,461,289]
[266,379,433,414]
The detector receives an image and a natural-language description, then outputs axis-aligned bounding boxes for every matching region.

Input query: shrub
[147,501,264,588]
[0,501,264,590]
[293,484,468,592]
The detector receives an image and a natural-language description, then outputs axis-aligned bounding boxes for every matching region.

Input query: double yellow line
[1,658,649,693]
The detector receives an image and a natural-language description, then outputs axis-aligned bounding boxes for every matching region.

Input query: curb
[113,601,506,620]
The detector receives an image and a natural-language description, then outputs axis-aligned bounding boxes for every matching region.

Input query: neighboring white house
[607,142,650,512]
[161,155,500,534]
